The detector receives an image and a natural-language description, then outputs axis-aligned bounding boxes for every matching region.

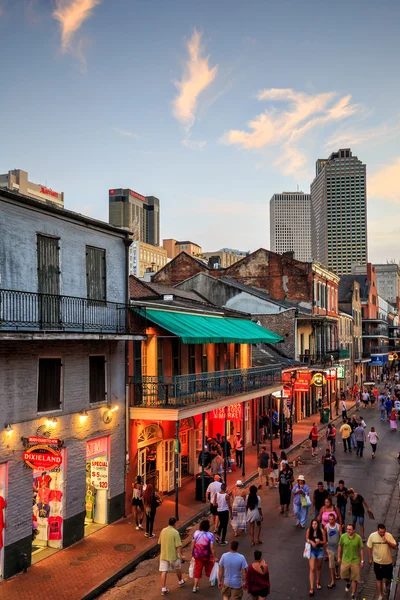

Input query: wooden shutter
[38,358,62,412]
[86,246,106,301]
[37,235,60,295]
[89,356,106,403]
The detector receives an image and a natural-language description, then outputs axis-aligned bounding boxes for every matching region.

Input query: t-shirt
[49,489,63,503]
[350,494,365,516]
[395,400,400,411]
[216,492,229,512]
[292,483,310,506]
[314,489,330,511]
[367,531,396,564]
[339,533,363,563]
[206,481,222,504]
[340,424,351,439]
[48,516,63,541]
[258,452,270,469]
[323,454,336,473]
[37,502,50,518]
[335,486,348,507]
[326,523,341,551]
[368,432,378,444]
[354,426,366,442]
[219,551,248,588]
[192,530,214,560]
[158,526,181,562]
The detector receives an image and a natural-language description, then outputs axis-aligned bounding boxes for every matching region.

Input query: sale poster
[91,460,109,490]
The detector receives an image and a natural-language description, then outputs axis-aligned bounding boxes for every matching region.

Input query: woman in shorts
[132,475,144,530]
[246,550,270,599]
[306,519,327,595]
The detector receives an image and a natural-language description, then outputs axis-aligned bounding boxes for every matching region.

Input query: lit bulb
[79,410,89,422]
[4,423,13,435]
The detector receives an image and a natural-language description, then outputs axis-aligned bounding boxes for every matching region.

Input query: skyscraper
[108,188,160,245]
[269,192,311,262]
[310,148,367,275]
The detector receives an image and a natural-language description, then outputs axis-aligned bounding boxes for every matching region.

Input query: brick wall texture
[255,311,296,358]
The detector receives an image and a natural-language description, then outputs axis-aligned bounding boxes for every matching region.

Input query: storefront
[85,437,109,535]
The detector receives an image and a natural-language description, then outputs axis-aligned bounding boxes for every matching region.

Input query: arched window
[137,424,163,448]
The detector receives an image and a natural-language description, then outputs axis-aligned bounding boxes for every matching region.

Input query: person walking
[257,446,270,489]
[354,422,366,457]
[211,450,224,477]
[231,481,247,537]
[339,420,352,453]
[338,523,364,600]
[158,516,186,595]
[378,393,386,421]
[143,483,161,539]
[218,540,248,600]
[233,433,244,468]
[335,480,348,524]
[306,519,327,595]
[325,512,341,588]
[246,550,270,600]
[279,451,289,471]
[292,475,310,529]
[132,475,144,530]
[191,518,217,593]
[326,423,336,453]
[278,462,293,516]
[215,483,233,545]
[385,396,393,420]
[322,448,337,493]
[222,436,232,473]
[310,422,319,456]
[268,452,279,488]
[368,426,380,458]
[362,389,369,408]
[246,485,263,546]
[207,475,222,532]
[312,481,330,520]
[317,497,342,528]
[349,416,358,449]
[347,488,373,542]
[367,523,397,600]
[341,398,347,420]
[389,407,398,432]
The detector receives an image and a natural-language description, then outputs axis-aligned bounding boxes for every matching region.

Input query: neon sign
[129,189,145,201]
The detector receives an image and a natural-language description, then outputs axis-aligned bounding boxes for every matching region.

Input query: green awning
[136,308,283,344]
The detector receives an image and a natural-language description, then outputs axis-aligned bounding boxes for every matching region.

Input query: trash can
[323,408,331,423]
[280,432,291,449]
[195,473,212,501]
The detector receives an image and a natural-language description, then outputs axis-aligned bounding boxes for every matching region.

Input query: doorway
[85,437,109,537]
[0,464,6,579]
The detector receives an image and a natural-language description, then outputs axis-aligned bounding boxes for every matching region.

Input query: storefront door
[137,448,146,481]
[85,437,109,533]
[160,440,174,492]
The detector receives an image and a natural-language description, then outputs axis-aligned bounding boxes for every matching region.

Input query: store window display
[85,437,109,534]
[32,469,64,556]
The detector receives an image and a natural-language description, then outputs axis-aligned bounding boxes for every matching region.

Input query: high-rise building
[163,239,202,259]
[269,192,311,262]
[0,169,64,207]
[310,148,367,275]
[129,240,168,277]
[374,263,400,307]
[109,188,160,245]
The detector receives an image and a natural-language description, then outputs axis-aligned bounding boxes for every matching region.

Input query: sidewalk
[0,401,354,600]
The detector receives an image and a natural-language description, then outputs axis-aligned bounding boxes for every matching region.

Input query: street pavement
[100,406,400,600]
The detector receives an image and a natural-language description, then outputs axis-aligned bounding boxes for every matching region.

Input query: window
[234,343,240,369]
[202,344,208,373]
[86,246,106,301]
[134,341,142,380]
[38,358,62,412]
[89,356,106,403]
[189,344,196,374]
[215,344,221,371]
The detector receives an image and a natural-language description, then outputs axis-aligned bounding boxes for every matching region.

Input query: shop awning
[135,308,283,344]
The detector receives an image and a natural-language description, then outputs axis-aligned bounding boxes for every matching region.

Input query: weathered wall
[254,311,296,358]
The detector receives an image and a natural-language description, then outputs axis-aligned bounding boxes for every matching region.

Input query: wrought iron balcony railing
[298,350,340,366]
[0,289,142,334]
[362,345,389,358]
[130,365,282,408]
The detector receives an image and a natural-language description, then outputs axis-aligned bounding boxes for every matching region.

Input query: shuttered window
[89,355,106,404]
[86,246,106,301]
[38,358,62,412]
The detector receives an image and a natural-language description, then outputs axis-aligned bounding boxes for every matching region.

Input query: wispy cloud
[114,128,141,139]
[325,120,400,149]
[173,29,218,131]
[221,88,360,175]
[53,0,100,56]
[182,139,207,151]
[369,157,400,203]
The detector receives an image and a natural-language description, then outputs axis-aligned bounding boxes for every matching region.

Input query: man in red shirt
[310,423,319,457]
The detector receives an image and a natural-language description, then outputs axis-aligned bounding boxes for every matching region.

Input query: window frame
[89,354,107,405]
[37,357,63,414]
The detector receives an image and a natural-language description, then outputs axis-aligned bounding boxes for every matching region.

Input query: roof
[339,274,370,300]
[219,276,302,310]
[142,281,210,304]
[252,344,303,368]
[175,241,200,246]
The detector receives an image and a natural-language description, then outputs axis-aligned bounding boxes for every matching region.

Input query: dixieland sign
[23,445,62,471]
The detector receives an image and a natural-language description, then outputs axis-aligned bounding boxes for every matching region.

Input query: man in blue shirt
[218,540,248,599]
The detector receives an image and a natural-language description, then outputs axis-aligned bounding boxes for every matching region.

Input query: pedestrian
[326,423,334,453]
[233,433,244,468]
[368,426,380,458]
[395,397,400,414]
[158,516,186,596]
[143,483,161,539]
[306,519,326,595]
[367,523,397,600]
[389,408,398,431]
[354,422,366,457]
[246,485,263,546]
[341,398,347,420]
[279,450,289,471]
[222,436,233,473]
[211,449,224,477]
[292,474,310,529]
[246,550,270,599]
[191,518,217,594]
[322,448,337,493]
[218,540,248,600]
[257,446,270,489]
[268,452,279,488]
[310,422,319,456]
[214,482,233,545]
[132,475,144,530]
[349,416,358,449]
[338,523,364,600]
[385,396,393,419]
[278,462,293,516]
[378,394,386,421]
[206,475,222,532]
[335,480,348,524]
[317,496,342,528]
[362,389,369,408]
[312,481,330,519]
[231,481,247,537]
[325,512,341,588]
[347,488,373,542]
[339,420,352,453]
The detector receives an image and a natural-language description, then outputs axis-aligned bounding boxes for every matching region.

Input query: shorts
[352,514,365,526]
[210,504,218,516]
[159,559,181,572]
[374,562,393,581]
[132,498,143,508]
[221,585,243,599]
[327,549,338,569]
[340,562,361,582]
[250,587,269,598]
[194,558,214,579]
[324,471,334,482]
[258,467,269,476]
[312,440,318,448]
[310,547,325,560]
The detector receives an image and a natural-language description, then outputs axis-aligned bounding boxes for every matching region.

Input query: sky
[0,0,399,262]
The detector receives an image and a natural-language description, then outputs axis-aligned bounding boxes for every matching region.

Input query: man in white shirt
[233,433,244,468]
[206,475,222,530]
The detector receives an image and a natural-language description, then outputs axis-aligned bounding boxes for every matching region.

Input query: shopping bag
[303,542,311,559]
[209,561,219,586]
[305,494,312,507]
[189,558,195,579]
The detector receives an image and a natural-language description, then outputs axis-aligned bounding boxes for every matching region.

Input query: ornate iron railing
[0,289,142,334]
[298,350,340,366]
[130,365,282,408]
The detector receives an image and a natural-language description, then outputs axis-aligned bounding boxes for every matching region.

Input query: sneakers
[136,526,140,530]
[178,580,186,588]
[192,587,199,593]
[345,583,351,592]
[351,595,355,600]
[219,540,228,545]
[144,533,149,537]
[149,533,156,538]
[138,524,144,530]
[161,590,169,596]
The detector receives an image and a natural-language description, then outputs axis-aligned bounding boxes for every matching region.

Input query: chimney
[283,251,295,260]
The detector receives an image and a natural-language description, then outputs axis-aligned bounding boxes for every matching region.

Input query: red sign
[23,445,62,471]
[28,436,60,446]
[294,381,309,392]
[212,404,242,420]
[40,186,59,198]
[325,369,337,380]
[86,436,108,458]
[129,189,145,201]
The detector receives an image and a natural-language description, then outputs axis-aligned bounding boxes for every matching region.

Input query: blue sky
[0,0,399,261]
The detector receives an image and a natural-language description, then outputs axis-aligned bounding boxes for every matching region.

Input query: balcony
[299,349,340,366]
[362,345,389,358]
[130,365,282,408]
[362,320,388,338]
[0,289,142,335]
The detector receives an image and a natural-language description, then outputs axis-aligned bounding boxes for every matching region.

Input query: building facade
[270,192,311,262]
[109,188,160,246]
[338,279,364,386]
[374,263,400,308]
[0,169,64,207]
[129,240,168,278]
[202,249,248,268]
[163,239,202,260]
[311,148,367,275]
[0,190,142,579]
